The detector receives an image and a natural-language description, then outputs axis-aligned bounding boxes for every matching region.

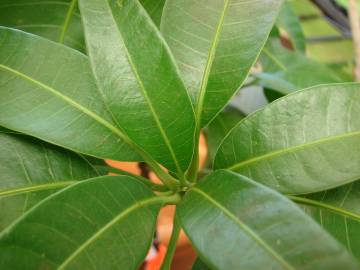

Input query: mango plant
[0,0,360,269]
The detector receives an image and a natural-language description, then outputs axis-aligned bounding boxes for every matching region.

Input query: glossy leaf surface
[161,0,283,127]
[295,181,360,259]
[79,0,195,174]
[139,0,166,27]
[0,131,100,231]
[0,0,85,52]
[0,175,164,270]
[215,84,360,194]
[207,107,243,162]
[178,170,358,269]
[0,27,141,162]
[0,0,168,52]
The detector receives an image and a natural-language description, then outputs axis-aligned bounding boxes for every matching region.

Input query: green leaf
[78,0,195,175]
[260,38,348,79]
[256,56,343,102]
[0,0,85,52]
[0,0,168,53]
[290,181,360,259]
[161,0,284,127]
[179,170,358,269]
[258,40,344,101]
[207,107,244,162]
[0,175,170,270]
[0,27,141,163]
[276,1,306,52]
[0,131,101,231]
[139,0,166,27]
[259,40,343,99]
[261,39,342,76]
[214,83,360,194]
[277,63,342,88]
[0,126,17,133]
[192,258,211,270]
[255,72,296,97]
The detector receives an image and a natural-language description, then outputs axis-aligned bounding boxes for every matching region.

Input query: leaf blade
[0,175,164,270]
[0,27,141,162]
[178,170,358,270]
[139,0,166,27]
[78,0,195,174]
[0,0,85,51]
[215,83,360,194]
[0,132,100,231]
[292,181,360,259]
[276,1,306,52]
[207,107,244,162]
[161,0,284,127]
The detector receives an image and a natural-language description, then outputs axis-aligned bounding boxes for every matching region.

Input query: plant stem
[148,161,179,191]
[135,152,178,190]
[160,193,182,205]
[160,213,181,270]
[152,185,172,192]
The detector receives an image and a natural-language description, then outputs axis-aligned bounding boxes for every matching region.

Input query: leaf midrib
[191,187,295,270]
[227,130,360,171]
[103,1,184,175]
[288,195,360,221]
[195,0,230,126]
[57,196,162,269]
[0,64,135,149]
[262,47,287,71]
[58,0,77,43]
[0,181,76,197]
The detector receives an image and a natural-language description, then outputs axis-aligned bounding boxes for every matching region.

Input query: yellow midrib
[103,0,184,176]
[0,64,134,148]
[57,196,162,269]
[191,187,295,270]
[195,0,230,127]
[58,0,77,43]
[288,195,360,221]
[228,130,360,171]
[0,181,76,197]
